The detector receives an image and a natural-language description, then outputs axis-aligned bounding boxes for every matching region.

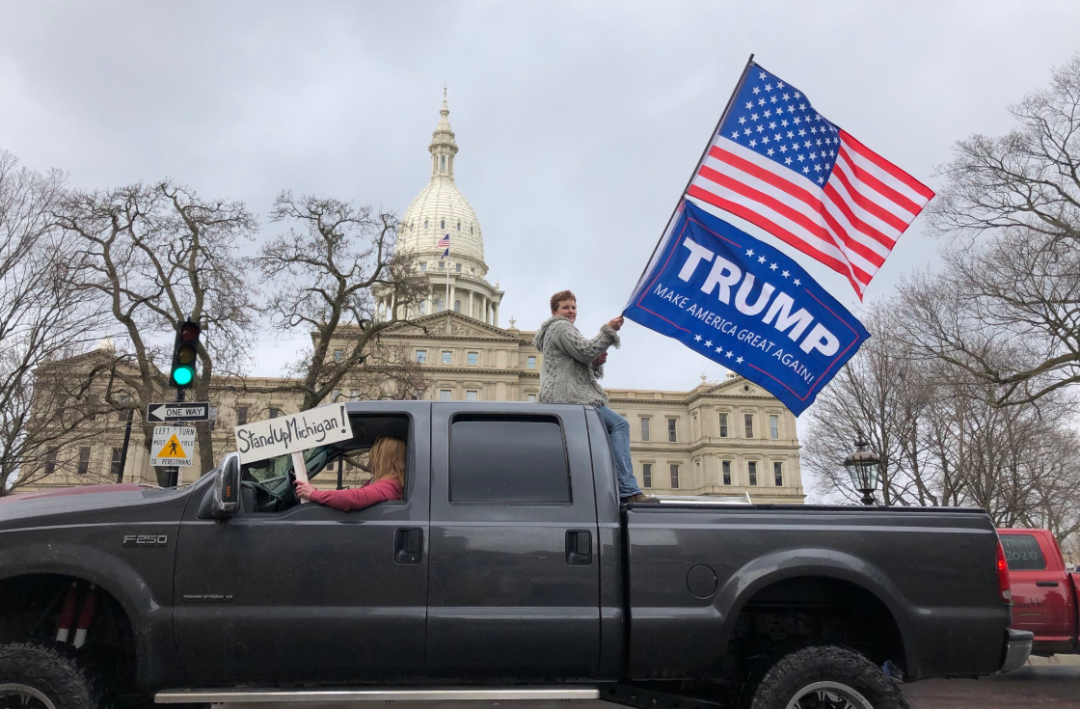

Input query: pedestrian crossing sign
[150,426,195,467]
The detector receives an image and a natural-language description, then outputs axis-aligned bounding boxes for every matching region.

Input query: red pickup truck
[998,528,1080,655]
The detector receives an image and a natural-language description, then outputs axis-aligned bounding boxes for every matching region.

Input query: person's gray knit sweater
[533,316,620,407]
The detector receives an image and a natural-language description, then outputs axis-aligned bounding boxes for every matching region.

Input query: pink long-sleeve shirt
[309,478,403,511]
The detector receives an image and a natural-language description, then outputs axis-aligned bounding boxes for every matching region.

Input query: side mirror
[210,454,241,519]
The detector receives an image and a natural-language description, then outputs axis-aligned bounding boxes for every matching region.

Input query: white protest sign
[233,405,353,496]
[150,426,195,468]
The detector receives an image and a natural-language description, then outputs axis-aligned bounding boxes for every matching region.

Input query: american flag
[687,63,934,297]
[437,233,450,249]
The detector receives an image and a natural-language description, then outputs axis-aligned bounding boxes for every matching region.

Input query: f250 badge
[123,534,168,548]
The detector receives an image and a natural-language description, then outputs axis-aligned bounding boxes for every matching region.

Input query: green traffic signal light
[172,365,194,386]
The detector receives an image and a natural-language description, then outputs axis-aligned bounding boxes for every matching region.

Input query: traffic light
[169,320,201,389]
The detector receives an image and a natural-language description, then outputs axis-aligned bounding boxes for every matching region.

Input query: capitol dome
[397,90,487,273]
[376,90,504,326]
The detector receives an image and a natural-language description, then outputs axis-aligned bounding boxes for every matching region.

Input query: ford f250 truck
[0,402,1032,709]
[998,528,1079,656]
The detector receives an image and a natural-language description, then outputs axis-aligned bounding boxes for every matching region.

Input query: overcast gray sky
[3,0,1079,396]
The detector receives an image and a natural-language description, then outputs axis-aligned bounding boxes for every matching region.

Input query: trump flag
[623,200,869,416]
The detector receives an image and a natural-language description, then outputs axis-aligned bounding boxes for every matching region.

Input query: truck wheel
[0,642,101,709]
[743,645,908,709]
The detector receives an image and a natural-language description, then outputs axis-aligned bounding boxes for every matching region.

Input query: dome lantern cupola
[430,86,459,181]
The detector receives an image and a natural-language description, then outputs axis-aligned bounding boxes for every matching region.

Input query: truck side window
[449,414,570,504]
[1001,534,1047,571]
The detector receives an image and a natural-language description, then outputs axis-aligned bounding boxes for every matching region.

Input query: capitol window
[440,155,446,170]
[470,225,474,235]
[420,262,427,271]
[457,221,461,231]
[455,263,461,273]
[441,219,445,229]
[424,219,428,229]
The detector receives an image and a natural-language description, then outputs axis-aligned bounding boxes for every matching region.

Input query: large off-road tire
[743,645,909,709]
[0,642,101,709]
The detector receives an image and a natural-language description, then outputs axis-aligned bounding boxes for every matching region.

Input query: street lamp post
[843,438,881,506]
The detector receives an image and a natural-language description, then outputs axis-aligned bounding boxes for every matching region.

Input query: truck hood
[0,484,187,524]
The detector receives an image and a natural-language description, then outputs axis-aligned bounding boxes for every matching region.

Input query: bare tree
[899,53,1080,406]
[248,193,428,412]
[0,151,109,494]
[807,298,1080,529]
[56,182,258,483]
[804,305,949,507]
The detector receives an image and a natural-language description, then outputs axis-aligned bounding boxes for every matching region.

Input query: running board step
[155,687,601,703]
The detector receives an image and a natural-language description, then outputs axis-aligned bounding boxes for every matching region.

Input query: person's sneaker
[621,493,658,504]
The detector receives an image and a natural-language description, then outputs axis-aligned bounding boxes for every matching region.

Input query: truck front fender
[0,539,184,688]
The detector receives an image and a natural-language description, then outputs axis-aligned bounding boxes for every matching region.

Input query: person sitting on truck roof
[294,436,405,510]
[534,290,653,504]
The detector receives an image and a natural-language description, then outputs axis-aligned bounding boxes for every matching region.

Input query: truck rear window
[1001,534,1047,571]
[449,414,571,504]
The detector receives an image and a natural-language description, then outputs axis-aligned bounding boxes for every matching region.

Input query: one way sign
[147,402,213,423]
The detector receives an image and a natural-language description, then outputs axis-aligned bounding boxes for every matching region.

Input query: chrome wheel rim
[785,681,875,709]
[0,684,57,709]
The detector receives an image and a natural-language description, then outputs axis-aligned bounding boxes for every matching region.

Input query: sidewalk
[1028,654,1080,666]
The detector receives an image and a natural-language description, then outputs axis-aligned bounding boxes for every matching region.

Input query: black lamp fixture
[843,437,881,506]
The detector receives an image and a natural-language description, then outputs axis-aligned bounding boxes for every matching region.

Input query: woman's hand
[607,316,624,331]
[294,480,316,501]
[593,352,608,366]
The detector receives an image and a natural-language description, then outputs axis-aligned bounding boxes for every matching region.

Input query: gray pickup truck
[0,402,1031,709]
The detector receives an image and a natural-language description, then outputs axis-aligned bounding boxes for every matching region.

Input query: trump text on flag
[624,200,869,416]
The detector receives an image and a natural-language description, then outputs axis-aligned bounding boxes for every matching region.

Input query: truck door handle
[1036,581,1059,587]
[395,528,423,564]
[565,530,592,565]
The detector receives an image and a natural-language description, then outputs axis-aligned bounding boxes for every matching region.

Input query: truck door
[173,412,429,684]
[426,404,600,680]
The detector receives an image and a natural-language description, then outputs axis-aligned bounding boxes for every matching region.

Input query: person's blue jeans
[598,406,643,498]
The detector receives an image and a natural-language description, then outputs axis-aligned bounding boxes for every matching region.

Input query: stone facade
[18,92,804,503]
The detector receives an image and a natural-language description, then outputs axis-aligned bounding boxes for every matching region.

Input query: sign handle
[292,451,310,504]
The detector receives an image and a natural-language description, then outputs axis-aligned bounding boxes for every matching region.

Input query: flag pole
[629,53,756,288]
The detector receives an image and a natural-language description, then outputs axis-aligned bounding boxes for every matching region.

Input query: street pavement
[902,655,1080,708]
[220,657,1080,709]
